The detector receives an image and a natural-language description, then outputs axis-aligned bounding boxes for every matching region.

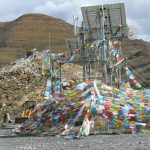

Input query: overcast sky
[0,0,149,42]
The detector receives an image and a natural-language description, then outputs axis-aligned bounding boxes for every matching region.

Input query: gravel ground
[0,128,150,150]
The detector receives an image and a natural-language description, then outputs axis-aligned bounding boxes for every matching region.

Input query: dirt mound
[0,52,85,122]
[0,52,45,121]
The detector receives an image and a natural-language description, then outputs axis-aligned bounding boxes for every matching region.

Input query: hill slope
[127,51,150,88]
[0,13,73,65]
[122,38,150,57]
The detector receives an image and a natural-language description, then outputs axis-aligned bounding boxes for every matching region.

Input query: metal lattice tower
[66,3,127,85]
[80,3,127,84]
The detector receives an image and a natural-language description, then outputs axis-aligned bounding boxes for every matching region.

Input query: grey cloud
[33,1,73,22]
[125,0,150,40]
[0,0,48,21]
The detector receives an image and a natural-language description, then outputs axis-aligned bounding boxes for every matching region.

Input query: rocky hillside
[122,39,150,88]
[127,51,150,88]
[122,38,150,57]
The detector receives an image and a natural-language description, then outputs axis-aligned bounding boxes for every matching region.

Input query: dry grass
[0,48,24,66]
[0,13,74,66]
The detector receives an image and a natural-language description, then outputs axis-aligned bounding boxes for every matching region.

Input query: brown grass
[0,13,74,66]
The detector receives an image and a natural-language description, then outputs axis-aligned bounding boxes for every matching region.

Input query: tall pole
[101,5,108,84]
[49,32,54,95]
[73,15,78,36]
[94,55,96,79]
[59,62,62,93]
[117,46,122,89]
[118,63,121,89]
[89,60,91,80]
[51,58,54,96]
[49,32,51,51]
[80,22,87,81]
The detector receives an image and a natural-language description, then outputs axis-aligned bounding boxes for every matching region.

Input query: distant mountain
[0,13,74,65]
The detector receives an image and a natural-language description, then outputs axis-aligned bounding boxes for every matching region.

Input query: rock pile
[0,52,45,121]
